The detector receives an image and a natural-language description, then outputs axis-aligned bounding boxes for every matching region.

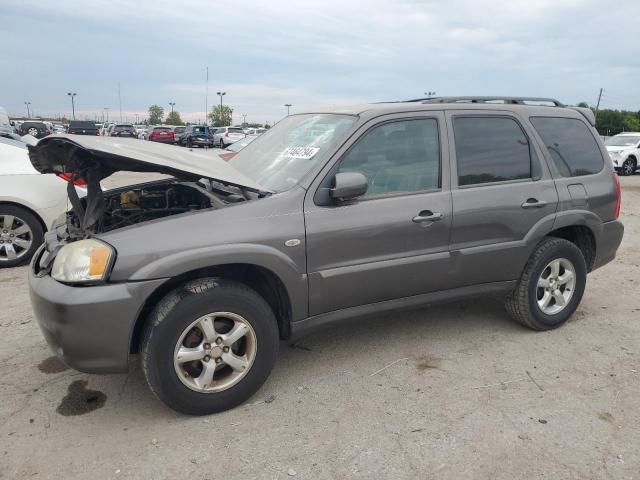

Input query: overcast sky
[1,0,639,124]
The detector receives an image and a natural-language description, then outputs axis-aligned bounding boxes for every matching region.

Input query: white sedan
[0,136,73,267]
[605,132,640,176]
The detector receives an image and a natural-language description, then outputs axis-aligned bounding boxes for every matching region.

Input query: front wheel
[141,278,279,415]
[505,237,587,330]
[0,205,44,268]
[620,158,636,176]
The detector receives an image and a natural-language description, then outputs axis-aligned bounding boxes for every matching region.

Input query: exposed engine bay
[64,179,249,237]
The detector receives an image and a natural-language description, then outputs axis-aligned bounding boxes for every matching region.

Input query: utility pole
[67,92,77,120]
[104,108,110,123]
[169,102,176,113]
[242,113,247,126]
[284,104,292,116]
[216,91,226,126]
[118,82,123,122]
[24,101,31,118]
[205,66,209,125]
[594,88,603,121]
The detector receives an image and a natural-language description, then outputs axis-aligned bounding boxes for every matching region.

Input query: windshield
[605,135,640,147]
[229,114,356,192]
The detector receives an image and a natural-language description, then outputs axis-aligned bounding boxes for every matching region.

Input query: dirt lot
[1,175,638,479]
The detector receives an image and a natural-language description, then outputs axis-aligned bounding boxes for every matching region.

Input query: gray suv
[27,97,624,415]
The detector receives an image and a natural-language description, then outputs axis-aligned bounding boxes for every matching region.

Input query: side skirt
[289,280,517,342]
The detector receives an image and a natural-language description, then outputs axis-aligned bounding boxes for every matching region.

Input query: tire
[141,278,280,415]
[620,157,636,176]
[505,237,587,330]
[0,205,44,268]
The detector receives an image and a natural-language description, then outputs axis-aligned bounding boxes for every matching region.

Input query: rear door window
[453,116,533,186]
[529,117,604,177]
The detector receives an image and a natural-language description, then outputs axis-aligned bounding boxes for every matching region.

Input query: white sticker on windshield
[282,146,320,160]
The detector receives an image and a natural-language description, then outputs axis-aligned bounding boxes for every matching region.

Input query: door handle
[412,210,444,223]
[521,198,547,209]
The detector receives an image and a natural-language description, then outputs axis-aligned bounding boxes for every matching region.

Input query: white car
[605,132,640,176]
[212,126,246,148]
[0,136,74,267]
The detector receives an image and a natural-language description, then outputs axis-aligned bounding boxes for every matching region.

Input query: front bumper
[592,219,624,271]
[29,268,166,373]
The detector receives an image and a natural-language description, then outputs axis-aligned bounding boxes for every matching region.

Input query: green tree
[576,101,589,108]
[165,111,184,126]
[208,105,233,127]
[148,104,164,125]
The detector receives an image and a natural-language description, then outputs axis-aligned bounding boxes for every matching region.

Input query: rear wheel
[141,278,279,415]
[0,205,44,268]
[621,157,636,176]
[505,237,586,330]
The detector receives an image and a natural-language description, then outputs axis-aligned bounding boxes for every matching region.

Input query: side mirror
[330,172,368,201]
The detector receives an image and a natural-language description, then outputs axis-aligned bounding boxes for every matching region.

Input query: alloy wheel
[623,159,635,176]
[173,312,257,393]
[28,127,39,136]
[536,258,576,315]
[0,214,33,262]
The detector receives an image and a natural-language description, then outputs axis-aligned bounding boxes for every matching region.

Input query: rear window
[228,128,244,134]
[114,125,134,131]
[70,121,96,128]
[154,127,172,132]
[453,116,533,186]
[192,126,208,134]
[174,127,185,133]
[530,117,604,177]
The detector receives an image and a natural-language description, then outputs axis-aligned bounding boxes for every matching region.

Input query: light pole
[242,113,247,126]
[67,92,77,120]
[169,102,176,113]
[104,108,110,123]
[24,101,31,118]
[424,91,436,98]
[284,103,292,116]
[216,91,226,109]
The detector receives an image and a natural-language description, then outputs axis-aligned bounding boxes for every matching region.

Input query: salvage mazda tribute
[28,97,624,415]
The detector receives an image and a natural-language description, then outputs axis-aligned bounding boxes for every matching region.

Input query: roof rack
[405,96,565,107]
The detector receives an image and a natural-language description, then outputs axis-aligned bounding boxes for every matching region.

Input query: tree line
[576,102,640,136]
[146,104,270,128]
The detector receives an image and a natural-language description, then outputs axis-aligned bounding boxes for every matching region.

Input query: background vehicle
[218,134,257,161]
[0,107,14,137]
[28,97,623,415]
[171,126,186,143]
[605,132,639,176]
[108,123,137,138]
[18,121,50,138]
[67,120,100,135]
[245,127,266,136]
[137,128,149,140]
[101,123,114,136]
[0,137,75,267]
[52,124,66,134]
[212,126,245,147]
[148,126,175,143]
[178,125,213,147]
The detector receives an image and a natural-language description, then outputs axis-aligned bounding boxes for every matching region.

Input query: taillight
[56,173,87,186]
[111,132,116,136]
[67,128,72,133]
[613,173,621,219]
[96,130,100,135]
[225,132,229,137]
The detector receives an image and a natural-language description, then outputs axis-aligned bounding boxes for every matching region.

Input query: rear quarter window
[529,117,604,177]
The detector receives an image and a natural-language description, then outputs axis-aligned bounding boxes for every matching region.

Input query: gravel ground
[0,174,638,480]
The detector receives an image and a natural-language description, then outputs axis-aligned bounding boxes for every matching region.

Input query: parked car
[28,97,623,415]
[101,123,114,137]
[605,132,639,176]
[245,128,266,136]
[108,123,137,138]
[212,126,245,147]
[148,126,175,144]
[0,107,14,137]
[18,121,50,138]
[67,120,100,136]
[178,125,214,148]
[171,126,186,143]
[52,124,67,134]
[137,128,149,140]
[218,134,257,161]
[0,136,79,267]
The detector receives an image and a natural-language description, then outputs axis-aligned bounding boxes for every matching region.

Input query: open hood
[28,134,268,192]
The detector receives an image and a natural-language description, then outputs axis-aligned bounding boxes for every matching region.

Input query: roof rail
[405,96,565,107]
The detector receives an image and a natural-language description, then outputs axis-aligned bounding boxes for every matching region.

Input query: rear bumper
[29,269,166,373]
[592,219,624,271]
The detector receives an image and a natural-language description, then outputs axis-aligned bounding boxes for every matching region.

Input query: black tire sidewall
[526,242,586,328]
[0,205,44,268]
[145,285,279,415]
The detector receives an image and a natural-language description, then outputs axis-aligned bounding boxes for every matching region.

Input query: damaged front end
[28,135,270,275]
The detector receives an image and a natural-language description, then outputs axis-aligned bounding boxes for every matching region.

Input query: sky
[1,0,639,124]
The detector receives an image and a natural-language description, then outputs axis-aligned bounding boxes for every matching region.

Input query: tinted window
[530,117,604,177]
[454,116,532,186]
[228,128,244,134]
[337,118,440,198]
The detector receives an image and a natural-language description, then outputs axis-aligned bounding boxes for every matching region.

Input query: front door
[304,113,453,316]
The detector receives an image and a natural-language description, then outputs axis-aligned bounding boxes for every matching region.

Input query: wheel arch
[546,224,596,272]
[130,263,294,354]
[0,200,48,233]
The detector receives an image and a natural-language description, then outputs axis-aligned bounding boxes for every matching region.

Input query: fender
[128,242,308,321]
[552,210,603,240]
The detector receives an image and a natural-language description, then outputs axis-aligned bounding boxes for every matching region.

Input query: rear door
[446,110,559,285]
[304,112,453,315]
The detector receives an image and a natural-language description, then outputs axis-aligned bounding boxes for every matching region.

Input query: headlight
[51,239,115,284]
